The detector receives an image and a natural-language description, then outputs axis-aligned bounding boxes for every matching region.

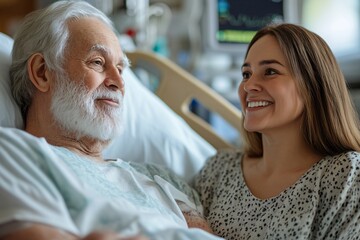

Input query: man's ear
[27,53,52,92]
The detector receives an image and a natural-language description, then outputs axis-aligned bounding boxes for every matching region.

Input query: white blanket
[0,127,222,239]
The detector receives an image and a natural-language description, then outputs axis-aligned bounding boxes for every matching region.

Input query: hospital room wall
[1,0,359,87]
[1,0,360,145]
[161,0,360,144]
[0,0,37,36]
[131,0,360,146]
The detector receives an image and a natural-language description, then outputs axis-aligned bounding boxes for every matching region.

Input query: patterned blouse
[195,149,360,240]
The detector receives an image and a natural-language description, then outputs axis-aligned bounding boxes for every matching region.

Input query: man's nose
[104,66,125,95]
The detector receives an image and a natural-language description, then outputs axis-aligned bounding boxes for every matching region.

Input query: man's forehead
[67,18,120,50]
[66,19,123,59]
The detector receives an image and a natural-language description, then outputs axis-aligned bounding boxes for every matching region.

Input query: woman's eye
[265,68,277,75]
[242,71,251,80]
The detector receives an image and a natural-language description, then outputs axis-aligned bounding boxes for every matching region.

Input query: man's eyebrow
[90,44,110,55]
[242,59,285,68]
[90,44,130,68]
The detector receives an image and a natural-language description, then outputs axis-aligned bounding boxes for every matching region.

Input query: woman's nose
[242,76,261,92]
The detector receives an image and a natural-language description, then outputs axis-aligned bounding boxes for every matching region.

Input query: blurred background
[1,0,360,145]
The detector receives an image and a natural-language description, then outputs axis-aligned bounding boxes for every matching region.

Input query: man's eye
[88,59,105,72]
[117,66,123,75]
[92,59,103,66]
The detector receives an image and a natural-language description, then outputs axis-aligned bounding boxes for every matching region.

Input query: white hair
[9,0,115,117]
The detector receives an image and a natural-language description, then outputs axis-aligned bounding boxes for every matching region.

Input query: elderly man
[0,1,220,240]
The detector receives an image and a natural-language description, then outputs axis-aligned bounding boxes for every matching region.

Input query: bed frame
[126,50,243,149]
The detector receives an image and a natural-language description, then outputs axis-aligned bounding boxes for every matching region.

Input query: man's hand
[182,212,214,234]
[83,231,149,240]
[0,223,148,240]
[0,223,77,240]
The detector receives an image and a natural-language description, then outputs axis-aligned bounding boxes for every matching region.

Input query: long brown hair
[241,23,360,157]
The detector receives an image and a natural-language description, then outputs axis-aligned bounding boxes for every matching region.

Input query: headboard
[126,51,243,149]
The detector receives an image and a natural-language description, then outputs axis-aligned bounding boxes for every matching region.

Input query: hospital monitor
[203,0,302,55]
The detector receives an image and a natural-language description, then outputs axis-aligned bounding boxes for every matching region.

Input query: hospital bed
[126,51,243,149]
[0,32,242,183]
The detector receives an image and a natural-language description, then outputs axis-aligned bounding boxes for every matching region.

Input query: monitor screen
[203,0,301,55]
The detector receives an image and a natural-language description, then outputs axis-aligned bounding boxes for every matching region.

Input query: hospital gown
[0,127,222,240]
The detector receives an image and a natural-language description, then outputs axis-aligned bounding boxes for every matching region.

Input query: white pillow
[0,32,215,183]
[103,68,216,182]
[0,33,23,129]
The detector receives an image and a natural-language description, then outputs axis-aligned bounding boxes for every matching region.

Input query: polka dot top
[194,149,360,240]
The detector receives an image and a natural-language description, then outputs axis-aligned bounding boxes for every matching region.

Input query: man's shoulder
[0,127,43,143]
[0,127,51,163]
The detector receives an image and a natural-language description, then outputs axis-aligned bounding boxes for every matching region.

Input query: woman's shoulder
[317,151,360,193]
[312,151,360,235]
[325,151,360,169]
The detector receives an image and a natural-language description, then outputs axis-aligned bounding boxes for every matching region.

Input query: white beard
[50,73,124,141]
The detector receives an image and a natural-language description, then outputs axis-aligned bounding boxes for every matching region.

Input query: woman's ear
[27,53,52,92]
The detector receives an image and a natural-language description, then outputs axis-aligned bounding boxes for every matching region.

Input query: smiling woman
[239,34,304,135]
[195,23,360,240]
